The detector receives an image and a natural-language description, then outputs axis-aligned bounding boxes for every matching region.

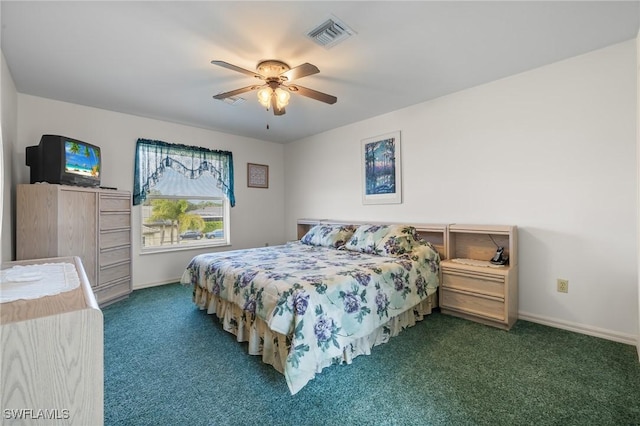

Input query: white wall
[284,40,638,343]
[1,51,18,263]
[15,95,285,288]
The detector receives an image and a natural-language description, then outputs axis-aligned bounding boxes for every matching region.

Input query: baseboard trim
[518,311,638,347]
[133,278,181,290]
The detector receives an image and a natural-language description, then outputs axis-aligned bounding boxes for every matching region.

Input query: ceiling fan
[211,60,337,116]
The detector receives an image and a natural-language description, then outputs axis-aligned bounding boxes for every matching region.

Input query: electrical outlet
[557,278,569,293]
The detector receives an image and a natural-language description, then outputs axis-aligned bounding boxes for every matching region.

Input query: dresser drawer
[100,245,130,267]
[442,271,505,298]
[99,261,130,285]
[100,195,130,212]
[100,213,130,231]
[94,277,131,306]
[101,229,131,249]
[441,288,505,322]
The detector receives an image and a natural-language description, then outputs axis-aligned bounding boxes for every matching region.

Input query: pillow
[344,224,392,254]
[377,225,422,257]
[300,224,357,248]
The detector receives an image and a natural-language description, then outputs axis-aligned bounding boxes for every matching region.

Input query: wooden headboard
[296,218,448,260]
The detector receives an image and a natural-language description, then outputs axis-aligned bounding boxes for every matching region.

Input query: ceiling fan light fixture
[257,87,272,108]
[275,88,290,109]
[257,87,290,110]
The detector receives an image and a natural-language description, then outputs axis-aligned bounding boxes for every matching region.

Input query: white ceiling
[2,1,639,143]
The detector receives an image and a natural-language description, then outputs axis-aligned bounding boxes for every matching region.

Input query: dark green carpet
[103,283,640,426]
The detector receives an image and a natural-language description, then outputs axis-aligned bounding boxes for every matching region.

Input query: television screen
[64,140,100,178]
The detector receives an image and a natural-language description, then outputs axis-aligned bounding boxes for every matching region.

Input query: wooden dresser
[1,256,103,425]
[16,184,132,306]
[440,224,518,330]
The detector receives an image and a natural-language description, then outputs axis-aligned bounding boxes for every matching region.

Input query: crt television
[26,135,101,187]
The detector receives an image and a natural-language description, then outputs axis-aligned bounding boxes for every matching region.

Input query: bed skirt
[192,285,438,391]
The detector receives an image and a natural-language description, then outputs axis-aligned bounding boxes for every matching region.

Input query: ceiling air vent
[306,16,355,49]
[220,96,245,106]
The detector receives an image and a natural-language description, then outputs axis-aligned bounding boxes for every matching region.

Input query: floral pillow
[300,224,357,248]
[377,225,423,257]
[344,224,392,254]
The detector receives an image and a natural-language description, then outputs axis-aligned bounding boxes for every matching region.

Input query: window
[133,139,234,252]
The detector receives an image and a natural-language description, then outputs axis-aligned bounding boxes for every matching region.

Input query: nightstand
[440,224,518,330]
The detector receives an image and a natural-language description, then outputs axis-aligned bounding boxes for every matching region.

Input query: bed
[181,221,444,394]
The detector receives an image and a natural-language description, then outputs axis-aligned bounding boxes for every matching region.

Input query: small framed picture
[361,130,402,204]
[247,163,269,188]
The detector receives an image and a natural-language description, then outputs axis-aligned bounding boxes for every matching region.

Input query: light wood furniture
[16,184,132,306]
[440,224,518,330]
[1,256,103,425]
[296,218,448,260]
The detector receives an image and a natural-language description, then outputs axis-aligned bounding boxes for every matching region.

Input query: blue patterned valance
[133,138,235,206]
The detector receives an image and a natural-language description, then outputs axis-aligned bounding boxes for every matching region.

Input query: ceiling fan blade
[271,95,286,116]
[280,63,319,82]
[211,61,263,79]
[213,85,262,100]
[286,84,337,104]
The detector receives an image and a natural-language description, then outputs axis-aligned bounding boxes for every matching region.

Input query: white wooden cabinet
[1,256,103,425]
[440,224,518,330]
[16,184,132,306]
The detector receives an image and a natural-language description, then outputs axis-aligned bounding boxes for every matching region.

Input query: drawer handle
[443,287,504,302]
[100,226,131,232]
[100,260,130,271]
[443,270,505,282]
[101,229,130,235]
[442,305,505,322]
[100,244,131,253]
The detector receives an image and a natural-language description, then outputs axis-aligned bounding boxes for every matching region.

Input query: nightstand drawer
[442,271,505,298]
[441,288,505,322]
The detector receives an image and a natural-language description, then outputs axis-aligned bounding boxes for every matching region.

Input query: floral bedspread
[181,241,440,394]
